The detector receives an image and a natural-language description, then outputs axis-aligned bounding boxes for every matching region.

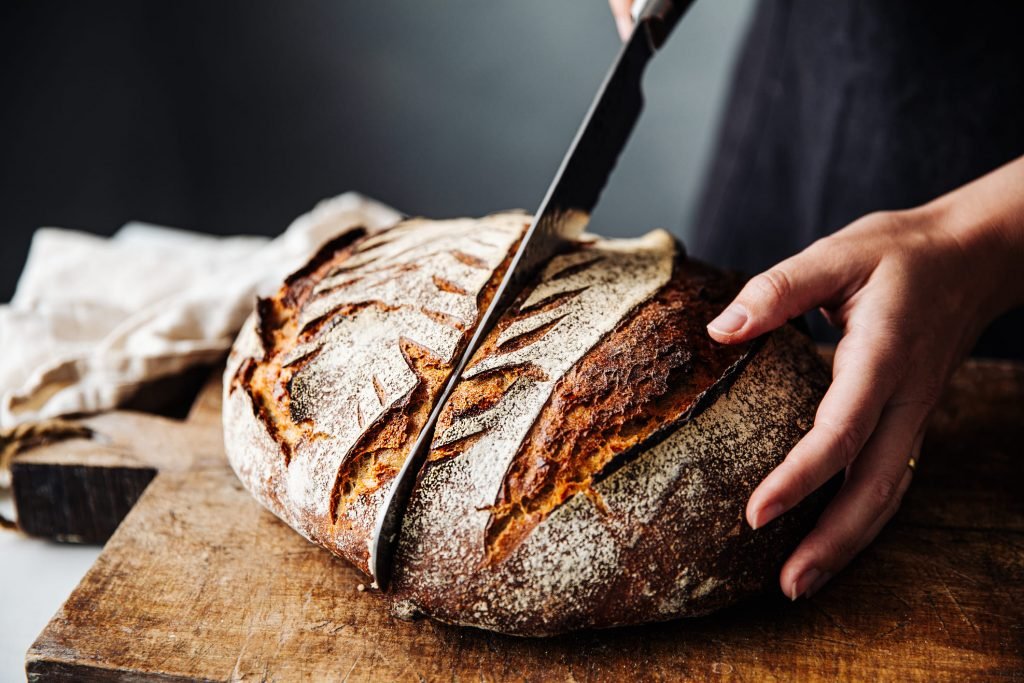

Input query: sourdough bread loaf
[223,213,831,636]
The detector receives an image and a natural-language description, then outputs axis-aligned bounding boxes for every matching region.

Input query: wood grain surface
[11,385,225,543]
[16,356,1024,681]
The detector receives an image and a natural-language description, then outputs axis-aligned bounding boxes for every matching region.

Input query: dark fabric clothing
[693,0,1024,358]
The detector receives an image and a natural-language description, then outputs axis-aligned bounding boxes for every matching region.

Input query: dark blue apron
[692,0,1024,358]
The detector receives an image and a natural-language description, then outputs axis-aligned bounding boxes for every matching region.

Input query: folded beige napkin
[0,193,401,431]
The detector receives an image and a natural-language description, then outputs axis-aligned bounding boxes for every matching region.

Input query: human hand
[707,156,1024,600]
[608,0,637,41]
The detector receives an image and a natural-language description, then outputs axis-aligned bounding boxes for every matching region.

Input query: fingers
[608,0,635,40]
[779,406,928,600]
[852,463,915,559]
[745,328,903,529]
[707,240,865,344]
[784,467,914,601]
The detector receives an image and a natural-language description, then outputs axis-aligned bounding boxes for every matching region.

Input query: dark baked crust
[388,240,831,636]
[223,216,831,636]
[433,254,756,565]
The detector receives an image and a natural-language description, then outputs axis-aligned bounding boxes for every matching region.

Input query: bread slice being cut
[223,212,830,636]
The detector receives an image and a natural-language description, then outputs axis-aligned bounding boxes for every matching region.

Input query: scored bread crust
[223,214,831,636]
[223,214,528,574]
[386,231,830,636]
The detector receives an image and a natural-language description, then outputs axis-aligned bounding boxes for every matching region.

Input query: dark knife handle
[635,0,696,51]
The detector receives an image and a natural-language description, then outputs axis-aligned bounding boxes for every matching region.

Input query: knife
[368,0,695,588]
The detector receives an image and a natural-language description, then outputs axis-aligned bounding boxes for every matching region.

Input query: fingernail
[805,571,832,598]
[708,304,748,336]
[752,502,784,530]
[615,16,633,41]
[790,568,820,601]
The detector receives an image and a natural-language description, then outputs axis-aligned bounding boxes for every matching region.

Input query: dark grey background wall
[0,1,753,303]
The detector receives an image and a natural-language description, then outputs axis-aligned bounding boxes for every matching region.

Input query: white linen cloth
[0,193,401,430]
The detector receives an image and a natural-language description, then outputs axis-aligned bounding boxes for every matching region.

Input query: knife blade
[368,0,695,588]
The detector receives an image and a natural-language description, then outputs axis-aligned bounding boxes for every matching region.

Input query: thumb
[707,247,848,344]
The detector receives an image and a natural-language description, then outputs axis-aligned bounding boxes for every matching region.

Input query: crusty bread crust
[223,216,830,636]
[386,233,830,635]
[223,214,527,574]
[389,327,829,635]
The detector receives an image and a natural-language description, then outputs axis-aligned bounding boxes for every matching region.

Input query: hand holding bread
[708,155,1024,599]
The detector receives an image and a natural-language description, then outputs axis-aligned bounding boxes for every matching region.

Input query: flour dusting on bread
[223,213,526,572]
[223,210,832,636]
[425,230,674,552]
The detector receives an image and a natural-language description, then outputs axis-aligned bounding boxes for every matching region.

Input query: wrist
[926,157,1024,316]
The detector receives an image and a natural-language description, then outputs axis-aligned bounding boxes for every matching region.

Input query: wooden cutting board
[13,354,1024,681]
